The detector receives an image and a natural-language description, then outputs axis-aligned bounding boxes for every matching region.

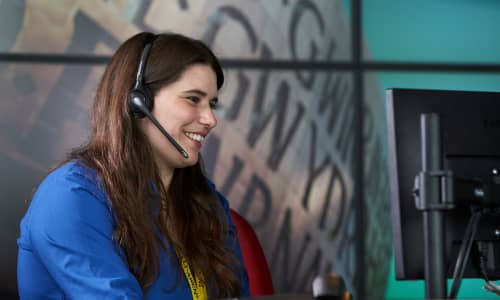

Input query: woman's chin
[179,152,199,167]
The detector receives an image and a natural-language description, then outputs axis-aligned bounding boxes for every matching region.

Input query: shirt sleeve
[26,167,143,300]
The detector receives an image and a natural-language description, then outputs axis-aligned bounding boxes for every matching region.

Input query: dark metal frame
[2,53,500,72]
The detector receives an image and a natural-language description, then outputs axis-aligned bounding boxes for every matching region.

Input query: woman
[17,32,250,299]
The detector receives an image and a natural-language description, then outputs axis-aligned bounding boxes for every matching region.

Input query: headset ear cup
[128,87,154,119]
[142,85,154,111]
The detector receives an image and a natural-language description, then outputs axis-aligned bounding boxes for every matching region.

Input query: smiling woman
[141,64,219,178]
[16,32,250,300]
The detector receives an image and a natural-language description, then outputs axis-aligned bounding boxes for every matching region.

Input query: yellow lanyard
[179,254,207,300]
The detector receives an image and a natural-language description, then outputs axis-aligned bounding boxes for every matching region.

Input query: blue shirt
[17,160,250,299]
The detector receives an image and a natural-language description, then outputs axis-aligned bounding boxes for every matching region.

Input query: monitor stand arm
[414,113,455,299]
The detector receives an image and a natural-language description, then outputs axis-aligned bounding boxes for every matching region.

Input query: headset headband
[134,35,157,89]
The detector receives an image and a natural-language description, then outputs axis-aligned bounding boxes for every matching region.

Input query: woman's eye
[186,96,200,103]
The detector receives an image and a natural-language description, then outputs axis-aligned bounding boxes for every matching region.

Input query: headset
[127,38,189,158]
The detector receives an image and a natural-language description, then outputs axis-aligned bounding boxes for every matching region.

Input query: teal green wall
[352,0,500,298]
[363,0,500,63]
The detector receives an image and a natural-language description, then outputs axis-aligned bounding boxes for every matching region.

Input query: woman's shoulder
[26,160,106,213]
[34,159,108,207]
[47,159,98,183]
[18,160,113,250]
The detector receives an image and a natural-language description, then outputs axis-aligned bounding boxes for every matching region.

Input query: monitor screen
[386,88,500,280]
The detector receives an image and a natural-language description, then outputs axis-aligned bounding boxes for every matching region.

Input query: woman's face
[140,63,219,170]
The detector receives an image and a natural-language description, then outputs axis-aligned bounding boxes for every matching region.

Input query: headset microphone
[128,37,189,159]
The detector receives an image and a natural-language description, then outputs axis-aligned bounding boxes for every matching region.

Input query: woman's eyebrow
[182,89,218,102]
[182,89,207,96]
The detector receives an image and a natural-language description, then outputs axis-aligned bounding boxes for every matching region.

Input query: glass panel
[1,1,351,62]
[204,70,357,293]
[0,62,103,297]
[0,63,103,168]
[362,71,392,299]
[362,0,500,64]
[341,0,352,23]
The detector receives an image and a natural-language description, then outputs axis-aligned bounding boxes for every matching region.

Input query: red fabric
[230,209,275,296]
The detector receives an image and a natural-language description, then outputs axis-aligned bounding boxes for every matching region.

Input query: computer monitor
[386,88,500,281]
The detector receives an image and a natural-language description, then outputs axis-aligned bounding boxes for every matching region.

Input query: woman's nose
[200,107,218,129]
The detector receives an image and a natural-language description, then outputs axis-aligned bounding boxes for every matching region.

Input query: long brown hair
[69,32,241,298]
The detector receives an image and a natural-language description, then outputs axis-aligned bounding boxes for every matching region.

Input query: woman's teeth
[185,132,204,142]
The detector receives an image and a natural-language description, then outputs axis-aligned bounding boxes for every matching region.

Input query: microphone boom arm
[131,96,189,159]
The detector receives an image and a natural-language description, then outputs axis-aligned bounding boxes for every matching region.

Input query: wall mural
[0,0,391,298]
